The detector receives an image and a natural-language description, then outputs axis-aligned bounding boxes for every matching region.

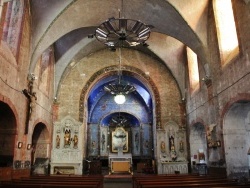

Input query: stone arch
[31,122,50,174]
[0,99,18,167]
[189,122,207,167]
[221,94,250,177]
[79,65,161,128]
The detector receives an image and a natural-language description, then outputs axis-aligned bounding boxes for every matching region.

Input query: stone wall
[186,0,250,174]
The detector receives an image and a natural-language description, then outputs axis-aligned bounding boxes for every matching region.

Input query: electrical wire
[186,69,250,116]
[0,75,53,115]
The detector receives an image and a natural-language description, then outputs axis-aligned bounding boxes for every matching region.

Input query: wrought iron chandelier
[95,0,151,104]
[95,17,151,49]
[103,47,136,104]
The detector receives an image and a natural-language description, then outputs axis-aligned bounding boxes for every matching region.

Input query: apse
[88,74,152,125]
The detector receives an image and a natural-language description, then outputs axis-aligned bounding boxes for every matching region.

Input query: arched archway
[85,69,155,172]
[189,122,207,171]
[31,122,50,175]
[223,100,250,178]
[0,101,17,167]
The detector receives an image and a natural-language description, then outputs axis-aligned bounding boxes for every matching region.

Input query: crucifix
[22,73,37,134]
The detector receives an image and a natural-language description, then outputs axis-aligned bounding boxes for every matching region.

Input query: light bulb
[114,94,126,104]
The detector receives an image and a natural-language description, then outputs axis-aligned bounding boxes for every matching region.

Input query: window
[213,0,239,66]
[187,47,200,93]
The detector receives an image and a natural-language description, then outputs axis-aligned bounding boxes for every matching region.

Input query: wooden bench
[132,174,249,188]
[0,174,104,188]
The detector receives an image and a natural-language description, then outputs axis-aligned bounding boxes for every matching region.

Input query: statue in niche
[73,134,78,148]
[160,141,166,153]
[101,132,105,150]
[169,136,175,151]
[168,126,178,161]
[64,129,71,147]
[135,132,139,151]
[56,134,60,149]
[169,127,175,151]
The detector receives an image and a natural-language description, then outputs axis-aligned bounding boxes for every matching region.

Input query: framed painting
[111,127,128,153]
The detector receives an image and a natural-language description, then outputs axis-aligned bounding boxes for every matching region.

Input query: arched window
[213,0,239,66]
[187,47,200,93]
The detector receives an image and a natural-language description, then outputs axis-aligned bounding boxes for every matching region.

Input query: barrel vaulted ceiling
[30,0,210,96]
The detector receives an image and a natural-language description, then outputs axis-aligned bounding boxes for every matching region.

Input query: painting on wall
[111,127,128,153]
[141,124,152,156]
[132,127,140,156]
[100,126,108,156]
[88,124,99,156]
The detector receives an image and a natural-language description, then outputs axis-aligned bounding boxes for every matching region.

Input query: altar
[161,161,188,174]
[108,152,133,174]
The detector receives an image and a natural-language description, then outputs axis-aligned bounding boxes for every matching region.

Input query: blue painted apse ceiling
[87,74,152,125]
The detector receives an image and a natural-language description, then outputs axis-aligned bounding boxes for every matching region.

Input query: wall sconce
[18,142,23,149]
[27,144,32,150]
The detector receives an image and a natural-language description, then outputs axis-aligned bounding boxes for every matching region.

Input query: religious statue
[64,129,71,147]
[22,82,37,120]
[73,134,78,148]
[169,136,175,151]
[169,126,175,151]
[56,134,60,149]
[160,141,166,153]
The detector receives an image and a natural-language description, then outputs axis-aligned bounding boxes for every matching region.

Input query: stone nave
[0,0,250,186]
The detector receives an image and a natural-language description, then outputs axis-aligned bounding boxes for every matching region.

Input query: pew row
[132,174,249,188]
[0,174,104,188]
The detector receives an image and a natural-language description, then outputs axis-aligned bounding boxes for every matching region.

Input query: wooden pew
[0,174,104,188]
[132,174,225,188]
[132,174,248,188]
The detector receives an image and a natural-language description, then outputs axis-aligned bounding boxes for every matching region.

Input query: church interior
[0,0,250,187]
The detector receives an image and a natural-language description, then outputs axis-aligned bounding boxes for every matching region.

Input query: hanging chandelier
[95,18,151,49]
[95,1,151,104]
[104,82,136,104]
[103,47,136,104]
